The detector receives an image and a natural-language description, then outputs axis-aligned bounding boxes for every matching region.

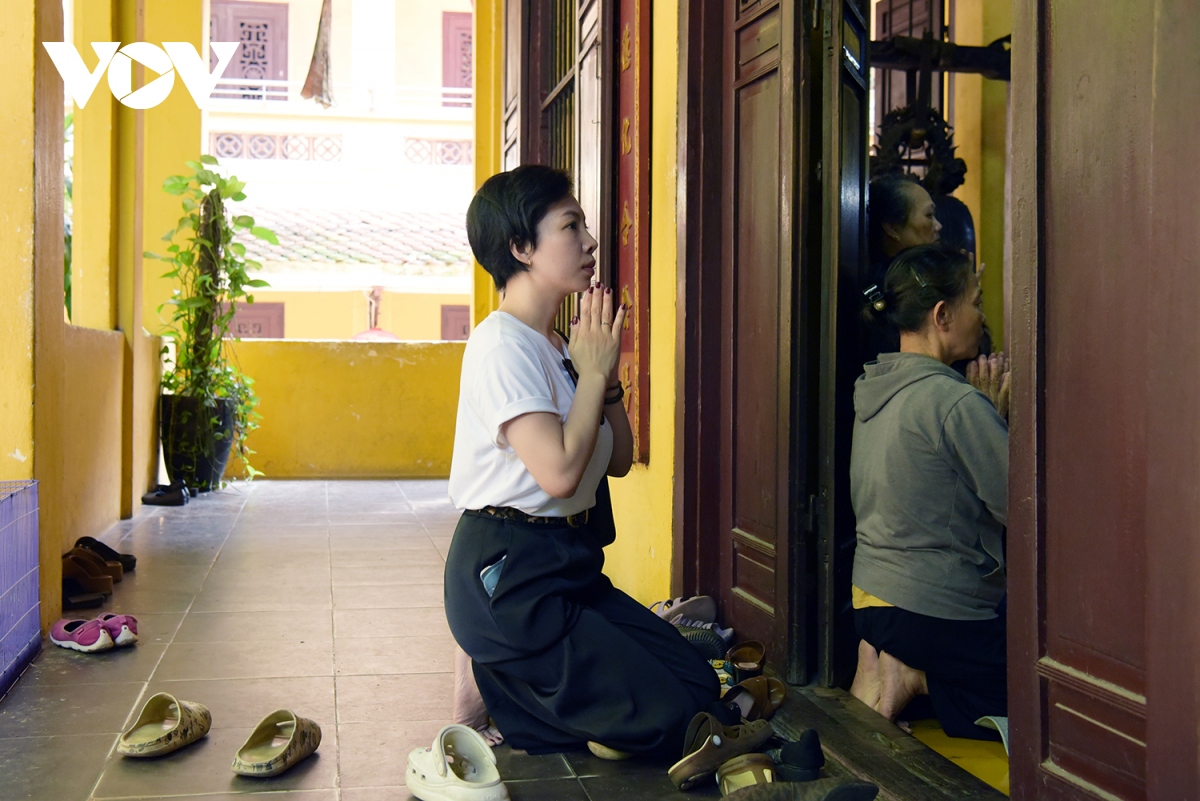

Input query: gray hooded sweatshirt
[851,352,1008,621]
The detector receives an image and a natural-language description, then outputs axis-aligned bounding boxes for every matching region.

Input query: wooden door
[714,0,804,669]
[1008,0,1200,797]
[210,0,288,100]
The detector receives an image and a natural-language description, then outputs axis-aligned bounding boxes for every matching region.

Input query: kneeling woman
[849,245,1008,741]
[446,165,724,757]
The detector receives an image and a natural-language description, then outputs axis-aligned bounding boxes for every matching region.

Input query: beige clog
[117,692,212,757]
[231,709,322,777]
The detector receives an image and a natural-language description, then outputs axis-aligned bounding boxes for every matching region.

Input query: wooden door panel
[1010,0,1159,797]
[719,0,790,656]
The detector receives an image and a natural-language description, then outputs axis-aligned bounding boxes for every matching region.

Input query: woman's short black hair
[466,165,574,290]
[865,244,974,333]
[932,194,976,257]
[868,173,922,264]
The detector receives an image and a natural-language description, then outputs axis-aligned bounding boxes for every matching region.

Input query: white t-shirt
[448,311,613,516]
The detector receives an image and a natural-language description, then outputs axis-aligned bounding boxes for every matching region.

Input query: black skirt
[444,484,720,756]
[855,599,1007,741]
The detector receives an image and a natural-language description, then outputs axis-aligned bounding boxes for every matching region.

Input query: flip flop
[724,676,787,721]
[668,711,774,790]
[75,536,136,572]
[717,752,777,795]
[726,640,766,682]
[723,778,879,801]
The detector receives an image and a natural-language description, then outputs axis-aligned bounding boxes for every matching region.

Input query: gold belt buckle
[566,508,589,528]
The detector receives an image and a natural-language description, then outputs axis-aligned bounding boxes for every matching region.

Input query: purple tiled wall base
[0,482,40,696]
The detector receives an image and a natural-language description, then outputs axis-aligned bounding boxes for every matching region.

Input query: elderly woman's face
[890,184,942,252]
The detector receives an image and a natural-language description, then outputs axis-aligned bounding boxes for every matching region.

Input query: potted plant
[145,155,277,491]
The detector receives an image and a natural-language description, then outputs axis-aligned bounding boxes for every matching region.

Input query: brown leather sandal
[66,547,123,582]
[726,640,767,682]
[62,553,113,596]
[724,676,787,721]
[668,711,774,790]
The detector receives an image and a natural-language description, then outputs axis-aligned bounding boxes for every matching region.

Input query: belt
[473,505,590,528]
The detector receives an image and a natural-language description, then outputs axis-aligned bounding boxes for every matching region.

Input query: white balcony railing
[207,79,473,116]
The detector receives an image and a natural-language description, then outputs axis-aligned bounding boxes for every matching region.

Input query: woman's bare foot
[849,639,882,709]
[875,650,928,721]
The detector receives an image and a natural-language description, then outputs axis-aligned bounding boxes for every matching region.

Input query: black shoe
[75,536,136,572]
[776,728,825,781]
[142,486,188,506]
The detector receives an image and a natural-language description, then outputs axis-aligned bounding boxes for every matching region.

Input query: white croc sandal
[406,723,509,801]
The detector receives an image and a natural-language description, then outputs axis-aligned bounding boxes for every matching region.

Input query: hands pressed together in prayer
[967,351,1011,421]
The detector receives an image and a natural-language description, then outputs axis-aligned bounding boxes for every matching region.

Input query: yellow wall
[951,0,1010,348]
[0,0,37,482]
[61,327,124,553]
[602,0,678,605]
[71,0,118,330]
[471,0,501,323]
[249,291,472,340]
[230,340,465,478]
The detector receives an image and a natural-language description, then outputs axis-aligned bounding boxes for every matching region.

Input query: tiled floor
[0,480,722,801]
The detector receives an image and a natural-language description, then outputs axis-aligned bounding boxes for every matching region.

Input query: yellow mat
[909,719,1010,795]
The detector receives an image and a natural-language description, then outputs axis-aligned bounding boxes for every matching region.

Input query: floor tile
[493,747,575,780]
[19,643,168,688]
[334,635,453,676]
[190,583,333,613]
[332,583,444,610]
[581,773,723,800]
[146,676,336,730]
[337,720,444,788]
[332,563,445,586]
[174,610,334,644]
[91,725,336,798]
[342,788,415,801]
[334,672,452,724]
[0,680,145,737]
[333,607,449,639]
[154,640,334,681]
[508,778,590,800]
[0,733,114,801]
[565,748,676,778]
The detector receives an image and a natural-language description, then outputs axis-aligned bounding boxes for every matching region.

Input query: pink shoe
[98,614,139,646]
[50,618,115,652]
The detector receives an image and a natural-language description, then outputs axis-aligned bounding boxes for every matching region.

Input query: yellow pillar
[978,0,1011,349]
[472,0,501,325]
[0,1,37,483]
[32,0,69,628]
[71,0,120,331]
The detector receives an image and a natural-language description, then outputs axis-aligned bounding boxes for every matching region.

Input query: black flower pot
[160,395,236,492]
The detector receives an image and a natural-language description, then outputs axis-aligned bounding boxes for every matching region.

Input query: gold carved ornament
[621,25,632,72]
[620,202,633,247]
[621,118,632,155]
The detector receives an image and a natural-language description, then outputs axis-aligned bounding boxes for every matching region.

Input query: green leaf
[230,242,246,256]
[160,229,176,242]
[246,279,271,288]
[231,192,247,201]
[250,228,278,245]
[199,154,219,165]
[185,160,203,171]
[233,215,254,228]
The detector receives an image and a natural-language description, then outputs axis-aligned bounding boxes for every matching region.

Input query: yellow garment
[852,585,895,609]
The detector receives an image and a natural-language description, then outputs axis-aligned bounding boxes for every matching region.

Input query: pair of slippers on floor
[119,692,321,777]
[141,480,199,507]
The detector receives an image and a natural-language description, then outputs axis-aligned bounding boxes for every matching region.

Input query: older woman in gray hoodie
[849,244,1010,742]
